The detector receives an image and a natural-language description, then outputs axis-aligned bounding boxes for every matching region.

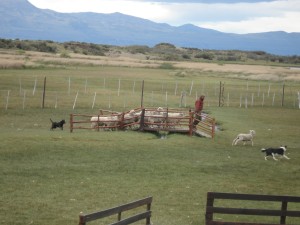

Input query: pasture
[0,52,300,225]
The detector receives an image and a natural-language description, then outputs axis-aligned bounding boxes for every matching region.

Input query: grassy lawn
[0,62,300,225]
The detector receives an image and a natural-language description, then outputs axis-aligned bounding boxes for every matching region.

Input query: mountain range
[1,0,300,56]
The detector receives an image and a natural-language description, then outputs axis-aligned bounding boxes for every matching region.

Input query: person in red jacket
[193,95,205,125]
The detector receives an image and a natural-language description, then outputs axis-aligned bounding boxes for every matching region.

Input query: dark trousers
[193,111,201,125]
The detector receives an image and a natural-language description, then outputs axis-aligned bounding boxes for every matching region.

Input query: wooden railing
[70,107,216,138]
[79,197,152,225]
[205,192,300,225]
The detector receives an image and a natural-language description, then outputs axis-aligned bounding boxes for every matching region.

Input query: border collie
[261,146,290,161]
[50,119,66,130]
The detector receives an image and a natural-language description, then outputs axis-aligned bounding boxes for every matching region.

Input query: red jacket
[195,97,204,112]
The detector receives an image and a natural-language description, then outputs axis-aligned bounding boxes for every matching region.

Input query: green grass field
[0,63,300,225]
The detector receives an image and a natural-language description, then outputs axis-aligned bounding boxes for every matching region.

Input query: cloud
[28,0,300,33]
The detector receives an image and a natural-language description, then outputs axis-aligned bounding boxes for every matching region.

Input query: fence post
[42,76,46,108]
[139,108,145,131]
[280,201,288,224]
[97,115,100,132]
[70,114,73,133]
[219,81,221,107]
[282,83,285,107]
[79,214,86,225]
[212,118,215,139]
[205,192,214,223]
[141,80,144,108]
[120,112,125,130]
[146,201,152,225]
[189,109,193,136]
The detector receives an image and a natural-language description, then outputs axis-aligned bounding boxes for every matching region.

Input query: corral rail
[205,192,300,225]
[70,107,215,138]
[78,196,152,225]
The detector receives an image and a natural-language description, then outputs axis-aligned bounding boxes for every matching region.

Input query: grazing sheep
[232,130,256,146]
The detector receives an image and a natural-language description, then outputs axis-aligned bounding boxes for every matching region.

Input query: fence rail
[70,107,215,138]
[79,197,152,225]
[205,192,300,225]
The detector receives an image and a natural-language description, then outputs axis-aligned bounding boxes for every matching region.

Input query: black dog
[50,119,66,130]
[261,146,290,161]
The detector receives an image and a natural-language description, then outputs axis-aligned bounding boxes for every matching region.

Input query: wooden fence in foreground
[205,192,300,225]
[79,197,152,225]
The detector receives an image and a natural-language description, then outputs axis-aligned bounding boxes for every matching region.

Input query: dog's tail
[261,148,266,152]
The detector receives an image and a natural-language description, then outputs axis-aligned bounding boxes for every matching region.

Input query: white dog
[232,130,256,146]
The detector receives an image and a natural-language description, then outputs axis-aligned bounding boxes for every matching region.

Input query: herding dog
[261,146,290,161]
[50,119,66,130]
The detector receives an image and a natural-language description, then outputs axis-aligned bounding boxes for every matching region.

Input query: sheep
[146,107,167,128]
[122,110,139,129]
[90,115,119,130]
[165,112,185,128]
[232,130,256,146]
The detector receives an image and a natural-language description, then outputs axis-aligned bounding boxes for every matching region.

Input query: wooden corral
[70,107,215,138]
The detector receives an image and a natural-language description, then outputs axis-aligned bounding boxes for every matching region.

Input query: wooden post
[119,112,125,130]
[282,83,285,107]
[68,77,71,95]
[141,80,144,108]
[33,77,37,95]
[22,90,26,110]
[73,91,78,110]
[218,81,221,107]
[205,192,215,223]
[212,118,215,139]
[42,76,46,108]
[139,108,145,131]
[78,214,86,225]
[189,80,193,96]
[92,92,96,109]
[5,90,10,110]
[118,78,121,96]
[280,201,288,224]
[70,114,73,133]
[146,201,151,225]
[188,110,193,136]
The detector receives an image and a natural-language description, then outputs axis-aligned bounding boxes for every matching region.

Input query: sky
[27,0,300,34]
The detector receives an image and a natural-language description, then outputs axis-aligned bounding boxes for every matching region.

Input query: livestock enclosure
[70,107,216,138]
[1,57,300,225]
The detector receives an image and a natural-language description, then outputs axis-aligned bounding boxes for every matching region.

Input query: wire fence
[1,76,300,111]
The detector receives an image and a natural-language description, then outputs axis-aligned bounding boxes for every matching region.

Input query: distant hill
[1,0,300,56]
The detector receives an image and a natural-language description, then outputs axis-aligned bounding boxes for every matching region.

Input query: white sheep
[165,112,185,127]
[122,110,139,129]
[232,130,256,146]
[90,115,119,130]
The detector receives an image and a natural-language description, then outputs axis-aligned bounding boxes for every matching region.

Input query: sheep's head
[250,130,256,136]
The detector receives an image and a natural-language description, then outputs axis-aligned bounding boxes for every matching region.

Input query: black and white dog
[50,119,66,130]
[261,146,290,161]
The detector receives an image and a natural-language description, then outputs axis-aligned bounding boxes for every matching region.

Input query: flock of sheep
[90,107,186,130]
